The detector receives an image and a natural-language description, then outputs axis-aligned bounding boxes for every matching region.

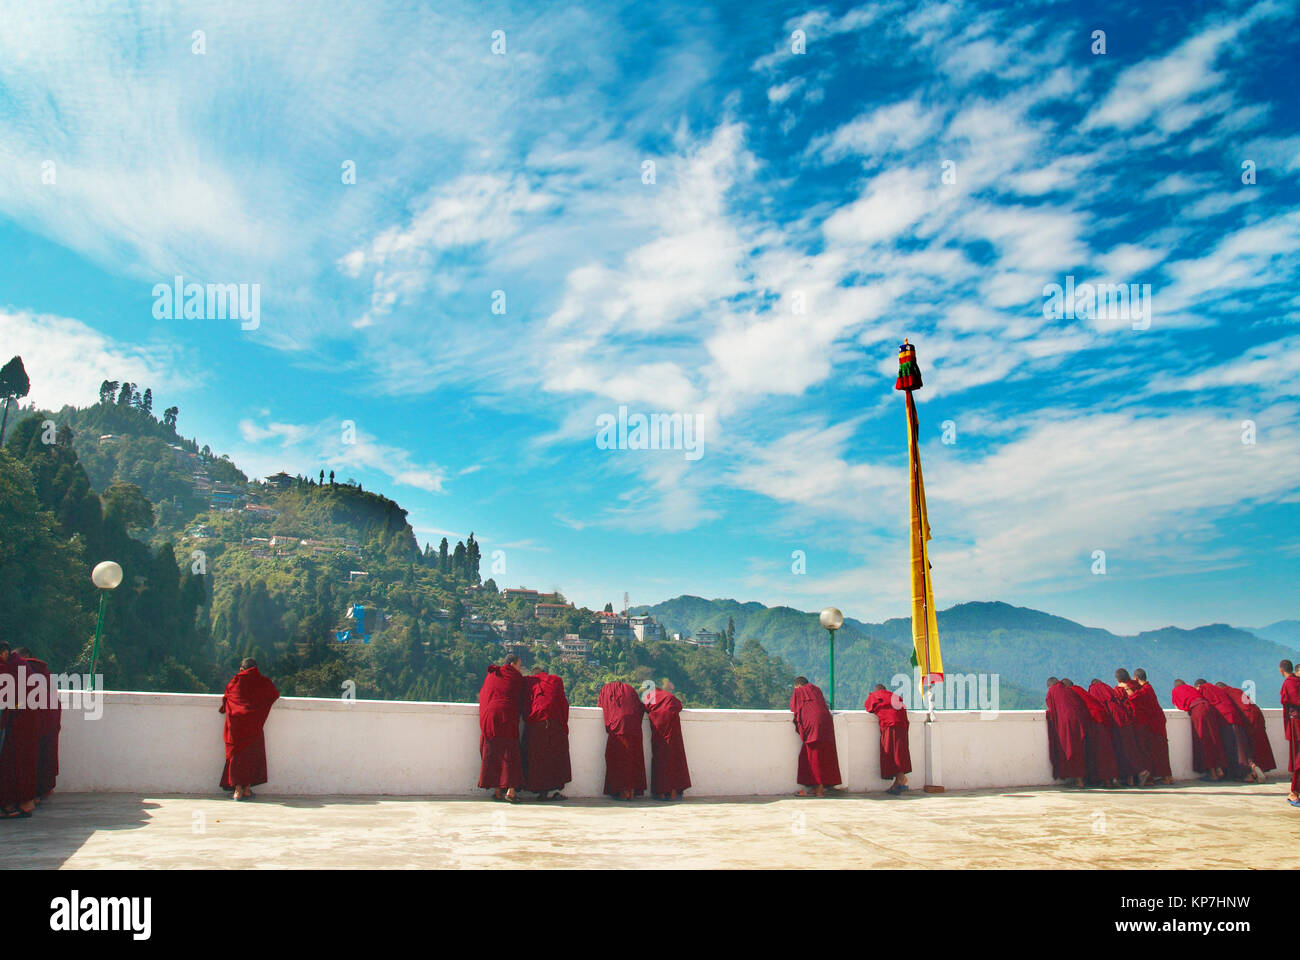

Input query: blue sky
[2,0,1298,633]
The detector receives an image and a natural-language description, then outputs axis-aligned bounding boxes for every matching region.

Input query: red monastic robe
[599,682,646,797]
[1197,682,1249,775]
[1090,680,1141,779]
[219,666,280,790]
[0,655,41,810]
[645,689,691,795]
[1281,675,1300,794]
[522,673,571,793]
[19,657,60,797]
[1172,684,1225,773]
[1044,682,1089,780]
[1071,685,1119,782]
[1223,685,1275,772]
[790,684,841,787]
[477,664,524,790]
[864,689,911,778]
[1128,682,1172,779]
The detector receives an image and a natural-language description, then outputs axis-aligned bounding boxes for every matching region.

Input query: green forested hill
[638,597,1300,708]
[0,370,800,708]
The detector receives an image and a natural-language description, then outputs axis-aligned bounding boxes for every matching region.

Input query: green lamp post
[89,560,123,690]
[819,607,843,709]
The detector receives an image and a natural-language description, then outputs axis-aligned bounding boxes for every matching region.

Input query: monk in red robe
[1195,679,1261,782]
[1090,678,1144,786]
[1280,660,1300,806]
[521,669,571,800]
[219,658,280,800]
[864,683,910,793]
[0,644,41,819]
[14,648,59,801]
[478,654,525,802]
[790,677,840,796]
[1128,669,1172,784]
[1218,682,1275,774]
[599,680,646,800]
[1171,680,1225,780]
[1071,682,1120,787]
[1044,678,1089,787]
[644,681,690,800]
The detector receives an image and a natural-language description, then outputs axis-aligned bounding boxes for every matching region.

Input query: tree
[0,355,31,447]
[726,616,736,657]
[162,406,178,429]
[102,482,155,531]
[438,537,449,573]
[319,470,325,485]
[117,382,134,406]
[329,470,335,485]
[604,602,614,613]
[99,380,120,406]
[140,388,153,414]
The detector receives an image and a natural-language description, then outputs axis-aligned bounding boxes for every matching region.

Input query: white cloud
[0,310,195,410]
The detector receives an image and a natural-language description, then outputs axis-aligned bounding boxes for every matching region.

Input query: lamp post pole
[819,607,844,710]
[89,561,123,691]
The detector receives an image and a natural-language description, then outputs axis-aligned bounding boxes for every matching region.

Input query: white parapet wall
[54,691,1291,797]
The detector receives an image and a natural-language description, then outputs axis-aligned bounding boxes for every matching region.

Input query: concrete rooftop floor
[3,782,1299,869]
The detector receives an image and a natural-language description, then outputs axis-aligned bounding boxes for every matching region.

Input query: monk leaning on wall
[864,683,910,794]
[790,676,841,797]
[219,657,280,801]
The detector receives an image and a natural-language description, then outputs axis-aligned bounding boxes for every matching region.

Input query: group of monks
[1045,664,1300,803]
[476,654,691,801]
[1171,678,1271,783]
[0,643,62,820]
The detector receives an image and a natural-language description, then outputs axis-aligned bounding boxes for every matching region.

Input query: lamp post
[89,560,123,690]
[819,607,843,710]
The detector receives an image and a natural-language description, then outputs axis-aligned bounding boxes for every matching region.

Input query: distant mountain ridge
[1241,620,1300,648]
[635,597,1300,709]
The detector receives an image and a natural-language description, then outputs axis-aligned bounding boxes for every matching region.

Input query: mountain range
[636,597,1300,709]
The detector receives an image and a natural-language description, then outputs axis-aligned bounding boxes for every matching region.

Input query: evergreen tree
[0,355,31,447]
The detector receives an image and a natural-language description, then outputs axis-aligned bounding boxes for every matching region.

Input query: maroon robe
[1172,684,1225,773]
[790,684,841,787]
[24,658,60,797]
[1090,680,1141,779]
[0,654,41,810]
[521,673,571,793]
[645,689,691,795]
[477,664,524,790]
[864,689,911,778]
[1198,682,1249,776]
[1281,675,1300,794]
[1071,685,1119,782]
[219,666,280,790]
[599,682,646,796]
[1223,685,1275,772]
[1128,682,1172,779]
[1044,682,1089,780]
